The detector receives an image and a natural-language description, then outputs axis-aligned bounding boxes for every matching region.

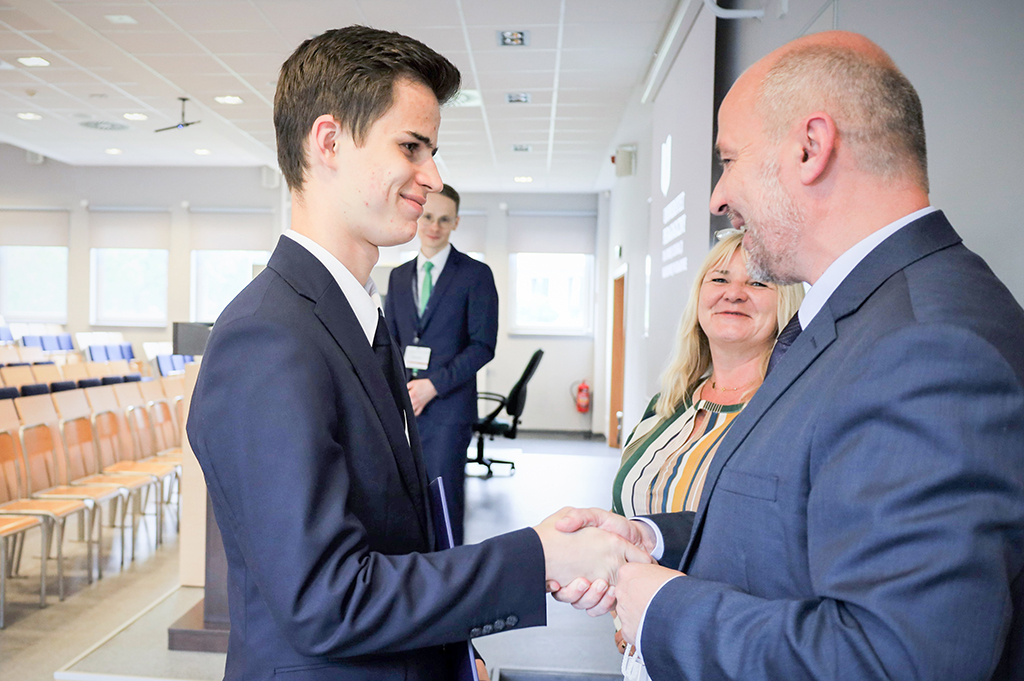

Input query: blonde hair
[654,232,804,418]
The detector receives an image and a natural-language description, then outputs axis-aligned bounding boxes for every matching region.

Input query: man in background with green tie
[385,183,499,545]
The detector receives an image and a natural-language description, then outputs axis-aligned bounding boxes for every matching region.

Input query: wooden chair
[31,363,63,385]
[83,386,176,552]
[0,514,43,628]
[0,365,35,389]
[13,394,126,584]
[17,347,43,364]
[85,362,110,379]
[52,389,157,568]
[139,380,182,452]
[0,400,85,602]
[60,363,89,383]
[0,346,20,364]
[160,376,187,435]
[107,359,131,376]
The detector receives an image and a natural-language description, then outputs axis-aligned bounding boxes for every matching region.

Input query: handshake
[533,507,684,646]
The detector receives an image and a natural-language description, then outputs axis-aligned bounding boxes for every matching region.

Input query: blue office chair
[20,384,50,397]
[171,355,186,372]
[88,345,109,362]
[50,381,77,393]
[0,327,13,343]
[76,378,102,389]
[57,333,74,351]
[156,355,174,376]
[21,335,42,348]
[100,376,124,385]
[0,386,19,400]
[105,344,125,361]
[120,342,135,360]
[40,335,60,352]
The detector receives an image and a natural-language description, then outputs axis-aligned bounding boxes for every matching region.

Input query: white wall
[715,0,1024,302]
[0,143,284,350]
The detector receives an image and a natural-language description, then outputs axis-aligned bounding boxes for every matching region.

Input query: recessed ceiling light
[123,113,148,121]
[104,15,138,24]
[498,30,530,46]
[514,176,533,183]
[0,60,14,71]
[512,144,532,152]
[17,57,50,68]
[214,95,244,105]
[506,93,531,104]
[17,112,42,121]
[194,149,211,156]
[105,148,122,155]
[448,90,482,108]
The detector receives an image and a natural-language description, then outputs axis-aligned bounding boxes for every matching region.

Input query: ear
[798,112,837,185]
[308,114,343,169]
[452,215,460,231]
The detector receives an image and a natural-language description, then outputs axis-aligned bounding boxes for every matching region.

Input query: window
[509,253,594,335]
[0,246,68,323]
[90,248,169,327]
[191,250,270,323]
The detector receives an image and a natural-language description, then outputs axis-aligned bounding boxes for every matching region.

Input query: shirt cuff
[634,574,684,659]
[630,517,664,561]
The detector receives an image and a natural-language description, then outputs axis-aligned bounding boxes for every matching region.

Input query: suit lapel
[418,247,462,332]
[681,211,962,569]
[269,238,430,544]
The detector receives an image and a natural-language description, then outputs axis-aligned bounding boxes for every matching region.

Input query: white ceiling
[0,0,676,192]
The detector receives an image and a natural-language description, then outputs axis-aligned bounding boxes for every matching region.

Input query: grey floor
[0,435,628,680]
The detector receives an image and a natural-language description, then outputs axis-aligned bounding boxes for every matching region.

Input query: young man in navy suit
[555,31,1024,680]
[187,26,651,681]
[385,184,497,545]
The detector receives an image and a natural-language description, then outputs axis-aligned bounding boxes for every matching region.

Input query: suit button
[492,619,505,632]
[470,627,482,637]
[482,624,493,635]
[505,615,519,628]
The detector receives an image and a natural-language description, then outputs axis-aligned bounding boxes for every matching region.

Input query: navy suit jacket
[187,236,545,681]
[645,212,1024,680]
[385,246,498,425]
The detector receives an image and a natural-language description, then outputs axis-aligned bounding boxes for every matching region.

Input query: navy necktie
[766,313,802,376]
[372,311,406,415]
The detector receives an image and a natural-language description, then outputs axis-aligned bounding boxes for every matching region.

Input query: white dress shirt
[412,243,451,309]
[631,205,940,658]
[283,230,382,346]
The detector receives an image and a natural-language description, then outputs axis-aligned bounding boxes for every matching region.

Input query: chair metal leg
[56,518,65,602]
[1,535,7,629]
[39,520,48,607]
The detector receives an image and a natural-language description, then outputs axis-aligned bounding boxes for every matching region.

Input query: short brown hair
[758,44,928,192]
[274,26,461,192]
[439,184,461,213]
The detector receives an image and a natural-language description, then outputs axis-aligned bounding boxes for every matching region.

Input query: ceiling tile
[101,29,205,55]
[137,53,226,75]
[359,1,460,27]
[561,21,662,51]
[564,0,675,24]
[559,48,650,72]
[460,0,560,26]
[472,48,555,73]
[156,2,272,32]
[60,4,174,32]
[189,30,292,54]
[464,25,560,51]
[217,52,288,76]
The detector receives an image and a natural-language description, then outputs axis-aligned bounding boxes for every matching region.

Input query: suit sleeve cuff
[631,516,665,561]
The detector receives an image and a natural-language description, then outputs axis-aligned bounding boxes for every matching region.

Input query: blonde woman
[613,231,804,530]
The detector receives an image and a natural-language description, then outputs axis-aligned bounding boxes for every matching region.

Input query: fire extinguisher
[572,379,591,413]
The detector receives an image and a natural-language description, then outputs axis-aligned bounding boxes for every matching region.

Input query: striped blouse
[612,381,749,517]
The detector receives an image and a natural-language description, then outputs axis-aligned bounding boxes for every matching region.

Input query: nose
[722,280,747,301]
[419,157,443,194]
[709,177,728,216]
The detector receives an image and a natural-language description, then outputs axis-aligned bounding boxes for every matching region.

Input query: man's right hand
[533,507,653,591]
[546,508,659,617]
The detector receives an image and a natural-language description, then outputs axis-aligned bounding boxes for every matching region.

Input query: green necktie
[419,261,434,315]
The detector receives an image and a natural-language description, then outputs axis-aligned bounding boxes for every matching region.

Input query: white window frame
[0,245,69,324]
[189,249,270,324]
[508,252,595,337]
[89,247,169,327]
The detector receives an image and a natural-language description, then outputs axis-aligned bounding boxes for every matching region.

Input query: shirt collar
[283,230,381,345]
[797,206,939,329]
[418,243,451,273]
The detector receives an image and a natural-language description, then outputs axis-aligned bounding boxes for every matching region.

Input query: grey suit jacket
[645,212,1024,680]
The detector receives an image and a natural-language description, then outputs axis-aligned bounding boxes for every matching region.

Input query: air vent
[497,31,530,46]
[506,93,531,104]
[512,144,532,152]
[80,120,129,131]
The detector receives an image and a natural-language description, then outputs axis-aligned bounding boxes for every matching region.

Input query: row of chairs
[0,361,143,396]
[19,334,75,353]
[87,344,135,362]
[0,377,185,627]
[0,345,45,366]
[156,355,194,377]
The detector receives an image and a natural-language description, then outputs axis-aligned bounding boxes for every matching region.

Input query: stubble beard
[736,158,804,285]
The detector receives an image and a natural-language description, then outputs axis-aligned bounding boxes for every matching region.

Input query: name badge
[404,345,431,371]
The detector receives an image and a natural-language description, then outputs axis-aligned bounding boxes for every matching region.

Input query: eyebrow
[406,130,436,153]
